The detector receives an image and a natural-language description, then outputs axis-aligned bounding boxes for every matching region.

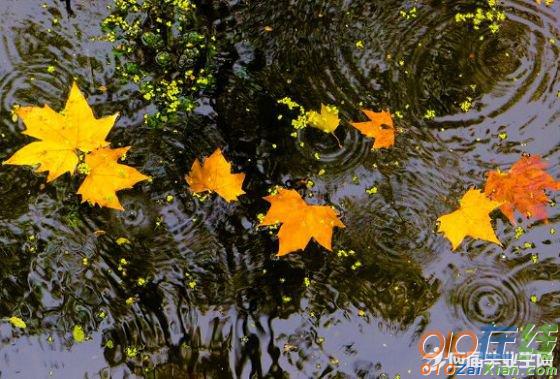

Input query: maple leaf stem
[331,132,342,148]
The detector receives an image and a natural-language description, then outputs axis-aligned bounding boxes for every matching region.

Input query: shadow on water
[0,0,558,377]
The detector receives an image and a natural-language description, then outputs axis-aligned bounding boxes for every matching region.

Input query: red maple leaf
[484,156,560,223]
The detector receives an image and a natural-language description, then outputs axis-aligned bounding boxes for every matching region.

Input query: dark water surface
[0,0,559,378]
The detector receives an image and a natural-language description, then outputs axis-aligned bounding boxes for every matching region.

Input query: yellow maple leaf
[350,109,395,149]
[307,104,340,133]
[77,147,149,210]
[437,189,503,250]
[4,82,118,181]
[185,148,246,202]
[261,188,345,256]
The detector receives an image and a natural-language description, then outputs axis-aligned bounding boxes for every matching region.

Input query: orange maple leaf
[185,148,246,202]
[484,156,560,223]
[350,109,395,149]
[261,188,345,256]
[77,147,149,211]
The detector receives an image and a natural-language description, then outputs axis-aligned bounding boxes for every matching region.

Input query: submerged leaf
[261,188,345,256]
[185,148,246,202]
[437,189,502,250]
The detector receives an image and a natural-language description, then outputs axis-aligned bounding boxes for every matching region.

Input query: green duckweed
[101,0,216,127]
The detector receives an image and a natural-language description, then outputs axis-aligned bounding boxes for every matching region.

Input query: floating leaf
[484,156,560,223]
[116,237,131,245]
[4,82,117,181]
[73,325,85,342]
[8,316,26,329]
[307,104,340,133]
[185,148,245,202]
[77,147,149,210]
[437,189,502,250]
[350,109,395,149]
[261,188,345,256]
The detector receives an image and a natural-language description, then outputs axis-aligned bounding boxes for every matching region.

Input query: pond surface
[0,0,559,378]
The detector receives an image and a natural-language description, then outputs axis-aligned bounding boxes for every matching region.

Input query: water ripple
[447,264,533,329]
